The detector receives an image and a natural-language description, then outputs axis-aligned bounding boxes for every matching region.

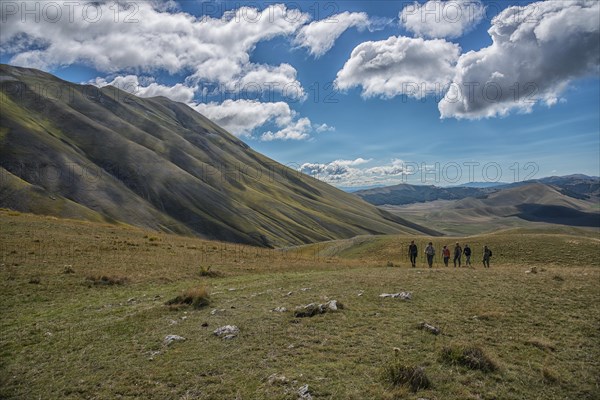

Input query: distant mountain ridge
[447,183,599,228]
[355,175,600,206]
[0,64,438,247]
[354,183,496,206]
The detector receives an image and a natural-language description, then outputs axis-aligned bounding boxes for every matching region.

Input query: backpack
[489,250,493,257]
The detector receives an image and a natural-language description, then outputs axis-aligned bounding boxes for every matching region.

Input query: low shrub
[440,345,498,372]
[383,361,431,392]
[166,287,210,309]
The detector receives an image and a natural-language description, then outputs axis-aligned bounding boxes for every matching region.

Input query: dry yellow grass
[1,210,599,399]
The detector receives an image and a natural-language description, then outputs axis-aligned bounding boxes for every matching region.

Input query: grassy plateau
[1,210,599,399]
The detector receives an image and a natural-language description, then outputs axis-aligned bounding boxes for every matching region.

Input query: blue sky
[1,0,599,188]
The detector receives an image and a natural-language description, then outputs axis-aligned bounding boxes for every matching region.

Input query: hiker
[453,242,462,267]
[408,240,418,268]
[425,242,435,268]
[442,245,450,267]
[483,245,492,268]
[464,244,472,267]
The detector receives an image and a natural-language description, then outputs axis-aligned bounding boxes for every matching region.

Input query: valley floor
[1,211,599,399]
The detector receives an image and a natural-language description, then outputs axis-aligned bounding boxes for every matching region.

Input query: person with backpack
[453,242,462,268]
[425,242,435,268]
[464,244,472,267]
[442,245,450,267]
[408,240,418,268]
[483,245,492,268]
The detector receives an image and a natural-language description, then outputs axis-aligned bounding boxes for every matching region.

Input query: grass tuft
[86,275,128,286]
[28,277,41,284]
[541,366,560,384]
[526,338,556,352]
[199,265,221,278]
[166,287,210,309]
[383,361,431,392]
[440,345,498,372]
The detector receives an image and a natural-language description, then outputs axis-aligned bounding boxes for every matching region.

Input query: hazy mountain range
[354,175,600,206]
[0,64,437,247]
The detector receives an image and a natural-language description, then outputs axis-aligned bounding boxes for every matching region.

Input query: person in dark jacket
[425,242,435,268]
[483,245,492,268]
[408,240,418,268]
[453,242,462,267]
[464,244,472,267]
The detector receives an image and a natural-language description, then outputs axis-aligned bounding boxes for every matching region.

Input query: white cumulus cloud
[261,117,312,141]
[192,99,293,138]
[438,0,600,119]
[399,0,486,39]
[314,123,335,133]
[192,99,327,141]
[92,75,197,103]
[294,12,389,57]
[335,36,461,99]
[300,158,411,186]
[2,2,309,96]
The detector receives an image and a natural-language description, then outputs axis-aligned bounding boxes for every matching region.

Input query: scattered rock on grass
[417,322,441,335]
[213,325,239,339]
[294,300,344,318]
[297,384,313,399]
[272,307,288,313]
[267,373,289,386]
[294,303,321,318]
[379,292,412,300]
[325,300,341,311]
[164,335,186,346]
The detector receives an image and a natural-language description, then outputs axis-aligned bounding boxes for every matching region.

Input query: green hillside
[290,225,600,268]
[0,64,435,247]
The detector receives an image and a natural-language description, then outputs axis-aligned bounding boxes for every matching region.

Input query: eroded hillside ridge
[0,64,435,246]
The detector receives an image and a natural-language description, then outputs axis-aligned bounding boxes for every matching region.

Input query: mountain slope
[382,183,600,235]
[356,176,600,206]
[354,183,494,205]
[0,64,435,247]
